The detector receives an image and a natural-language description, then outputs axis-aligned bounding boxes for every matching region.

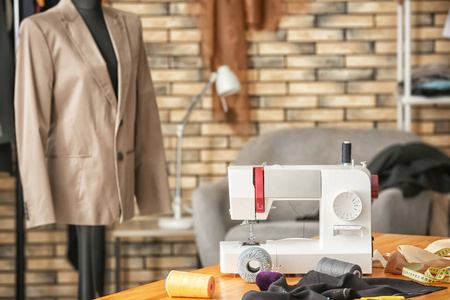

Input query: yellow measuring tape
[402,248,450,284]
[356,297,405,300]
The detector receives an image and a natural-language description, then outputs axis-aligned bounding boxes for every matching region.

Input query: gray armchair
[193,128,435,267]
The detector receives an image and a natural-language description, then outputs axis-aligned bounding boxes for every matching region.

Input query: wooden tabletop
[98,233,450,300]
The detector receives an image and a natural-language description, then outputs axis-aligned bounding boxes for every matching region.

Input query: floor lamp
[159,66,241,229]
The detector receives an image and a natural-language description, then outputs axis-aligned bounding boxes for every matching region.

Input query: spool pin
[165,270,215,298]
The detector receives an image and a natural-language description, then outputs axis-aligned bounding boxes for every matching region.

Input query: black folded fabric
[242,271,446,300]
[368,142,450,197]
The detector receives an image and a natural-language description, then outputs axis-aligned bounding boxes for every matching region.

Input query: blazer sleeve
[134,19,171,215]
[14,18,55,228]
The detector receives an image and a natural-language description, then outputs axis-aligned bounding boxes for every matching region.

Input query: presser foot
[242,240,260,246]
[240,220,260,246]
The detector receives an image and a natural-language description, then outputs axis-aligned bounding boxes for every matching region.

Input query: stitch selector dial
[333,191,362,221]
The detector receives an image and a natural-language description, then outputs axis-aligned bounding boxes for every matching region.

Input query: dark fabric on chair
[368,143,450,197]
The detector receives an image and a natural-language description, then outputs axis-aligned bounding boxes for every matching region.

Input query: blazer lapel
[58,0,118,108]
[103,8,132,130]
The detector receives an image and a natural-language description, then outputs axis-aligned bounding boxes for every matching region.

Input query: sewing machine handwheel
[332,191,362,221]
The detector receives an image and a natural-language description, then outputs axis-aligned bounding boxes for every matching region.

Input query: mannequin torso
[68,3,116,298]
[73,0,118,98]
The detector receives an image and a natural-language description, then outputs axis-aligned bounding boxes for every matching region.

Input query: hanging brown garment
[197,0,282,134]
[244,0,283,31]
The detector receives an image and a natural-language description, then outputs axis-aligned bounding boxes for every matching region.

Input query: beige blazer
[15,0,171,228]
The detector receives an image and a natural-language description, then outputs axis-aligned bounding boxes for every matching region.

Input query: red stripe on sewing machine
[371,175,379,200]
[254,167,265,213]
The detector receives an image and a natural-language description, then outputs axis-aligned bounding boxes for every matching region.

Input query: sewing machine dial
[333,191,362,221]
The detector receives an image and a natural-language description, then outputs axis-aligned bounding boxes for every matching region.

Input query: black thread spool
[342,141,351,164]
[316,257,362,278]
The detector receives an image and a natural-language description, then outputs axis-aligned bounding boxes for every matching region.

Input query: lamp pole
[173,73,217,220]
[160,65,240,229]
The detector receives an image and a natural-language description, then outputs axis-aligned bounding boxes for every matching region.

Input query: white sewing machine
[220,143,378,275]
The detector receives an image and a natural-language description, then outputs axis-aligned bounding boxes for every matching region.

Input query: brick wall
[1,0,450,298]
[0,176,197,299]
[112,0,450,204]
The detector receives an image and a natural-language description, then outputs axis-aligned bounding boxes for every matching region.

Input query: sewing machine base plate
[220,240,372,274]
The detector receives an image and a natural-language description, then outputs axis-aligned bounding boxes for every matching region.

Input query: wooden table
[99,233,450,300]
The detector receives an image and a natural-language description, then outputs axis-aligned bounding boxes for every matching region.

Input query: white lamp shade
[215,65,241,96]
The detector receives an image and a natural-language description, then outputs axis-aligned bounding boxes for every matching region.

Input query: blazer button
[119,119,124,127]
[117,152,124,161]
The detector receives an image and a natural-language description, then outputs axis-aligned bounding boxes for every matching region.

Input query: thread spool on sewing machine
[221,141,379,276]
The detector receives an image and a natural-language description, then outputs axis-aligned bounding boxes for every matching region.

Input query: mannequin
[72,0,118,97]
[70,1,116,299]
[15,0,171,299]
[42,0,61,11]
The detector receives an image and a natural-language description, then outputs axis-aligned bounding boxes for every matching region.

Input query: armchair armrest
[372,188,431,235]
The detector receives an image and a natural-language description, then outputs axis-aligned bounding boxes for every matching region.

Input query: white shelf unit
[397,0,450,132]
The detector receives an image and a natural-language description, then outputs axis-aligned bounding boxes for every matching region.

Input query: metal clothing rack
[397,0,450,131]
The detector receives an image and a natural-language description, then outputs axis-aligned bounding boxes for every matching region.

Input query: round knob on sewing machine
[332,191,362,221]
